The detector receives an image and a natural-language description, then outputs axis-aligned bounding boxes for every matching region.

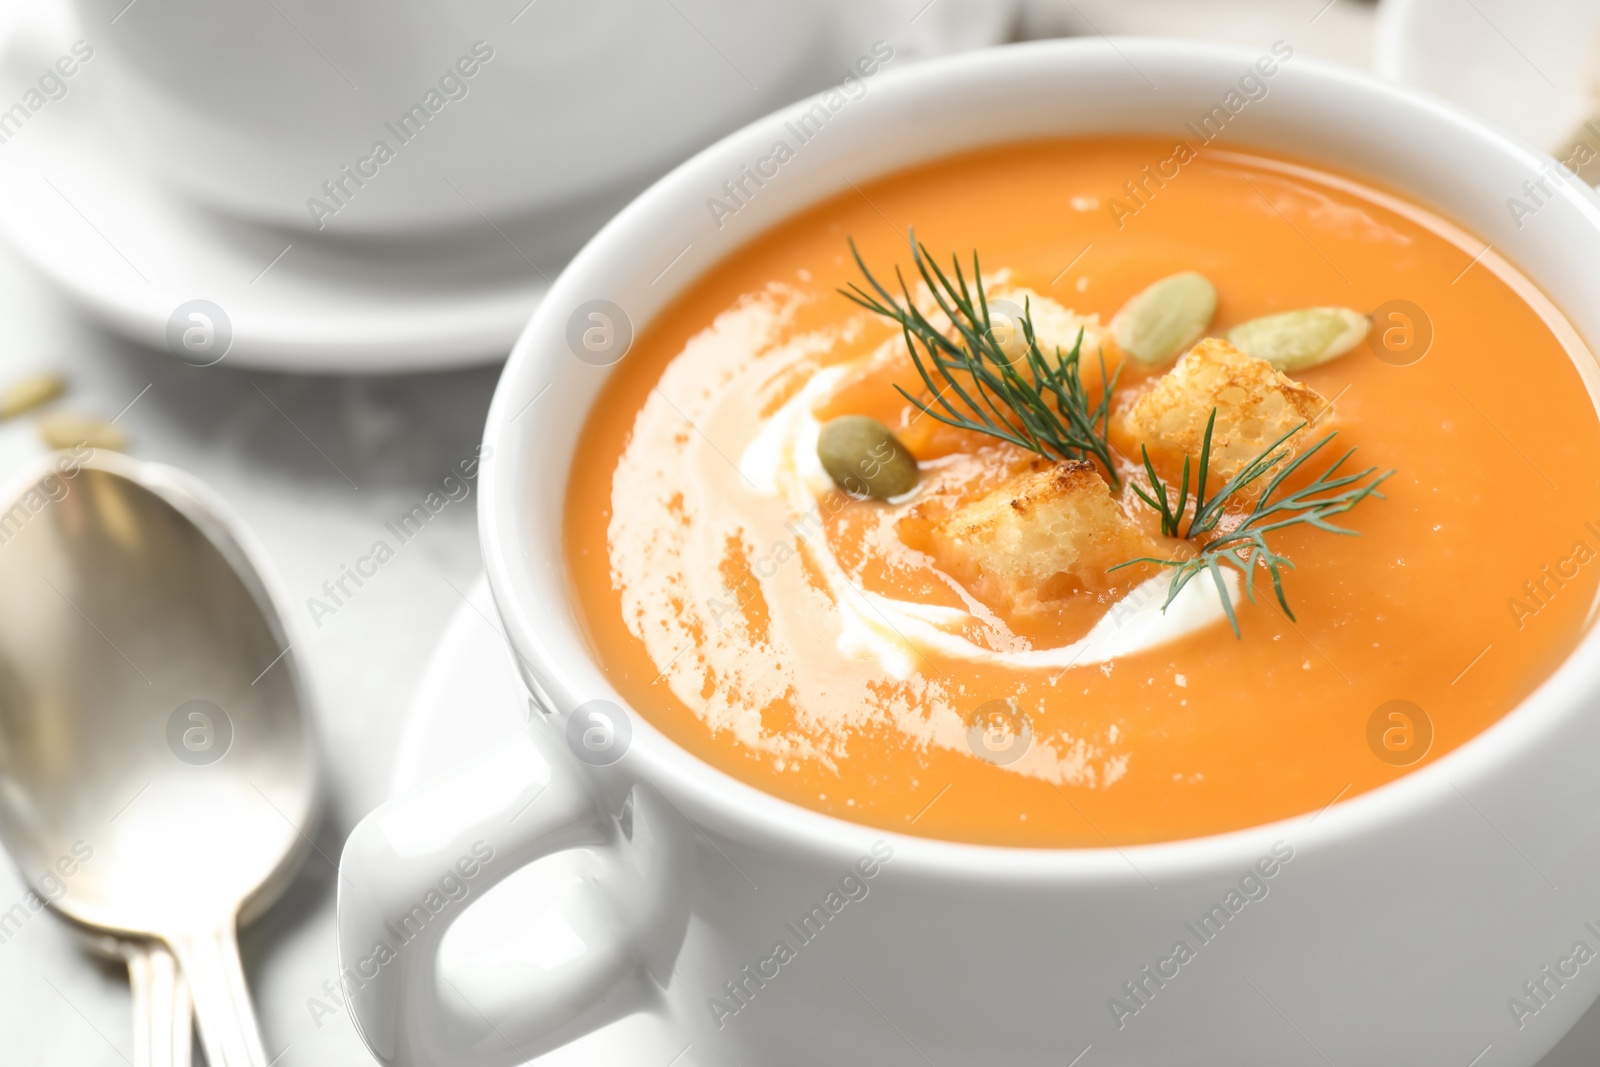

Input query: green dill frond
[1113,415,1392,635]
[841,232,1121,486]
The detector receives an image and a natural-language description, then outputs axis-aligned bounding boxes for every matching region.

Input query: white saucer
[391,577,527,794]
[1375,0,1600,157]
[0,3,547,373]
[393,577,693,1067]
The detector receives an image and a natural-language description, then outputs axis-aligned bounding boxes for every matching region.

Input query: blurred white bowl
[1376,0,1600,154]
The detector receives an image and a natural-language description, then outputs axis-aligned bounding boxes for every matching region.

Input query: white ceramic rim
[480,36,1600,883]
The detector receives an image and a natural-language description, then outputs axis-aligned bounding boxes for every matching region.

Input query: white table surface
[5,1,1600,1064]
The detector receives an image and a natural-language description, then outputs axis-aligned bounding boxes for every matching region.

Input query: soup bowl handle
[336,720,646,1067]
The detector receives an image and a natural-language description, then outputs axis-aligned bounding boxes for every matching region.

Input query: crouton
[987,287,1118,387]
[1122,337,1330,488]
[927,460,1159,612]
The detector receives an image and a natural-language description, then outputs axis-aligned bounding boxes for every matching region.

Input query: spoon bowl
[0,450,317,1067]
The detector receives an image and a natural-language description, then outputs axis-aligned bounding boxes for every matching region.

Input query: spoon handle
[168,925,267,1067]
[126,941,193,1067]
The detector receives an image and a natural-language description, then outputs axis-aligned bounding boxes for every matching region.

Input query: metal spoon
[13,861,193,1066]
[72,929,193,1067]
[0,451,318,1067]
[124,941,193,1067]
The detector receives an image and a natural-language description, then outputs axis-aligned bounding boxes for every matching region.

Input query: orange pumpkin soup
[564,137,1600,847]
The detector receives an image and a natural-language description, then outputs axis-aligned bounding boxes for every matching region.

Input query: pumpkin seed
[1110,272,1217,365]
[817,415,918,500]
[0,373,65,419]
[1227,307,1371,372]
[37,412,126,452]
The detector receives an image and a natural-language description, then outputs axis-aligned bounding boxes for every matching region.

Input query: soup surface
[565,137,1600,847]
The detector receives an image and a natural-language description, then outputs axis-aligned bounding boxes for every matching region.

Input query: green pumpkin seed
[817,415,918,500]
[1111,272,1217,365]
[1227,307,1371,372]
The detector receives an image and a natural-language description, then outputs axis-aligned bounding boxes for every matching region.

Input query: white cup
[70,0,1016,237]
[339,40,1600,1065]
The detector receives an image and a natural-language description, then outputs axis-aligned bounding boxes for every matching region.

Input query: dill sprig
[1114,415,1393,635]
[840,234,1122,486]
[1128,411,1304,540]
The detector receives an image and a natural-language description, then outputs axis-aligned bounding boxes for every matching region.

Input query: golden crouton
[927,460,1158,611]
[1123,338,1330,487]
[987,287,1117,383]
